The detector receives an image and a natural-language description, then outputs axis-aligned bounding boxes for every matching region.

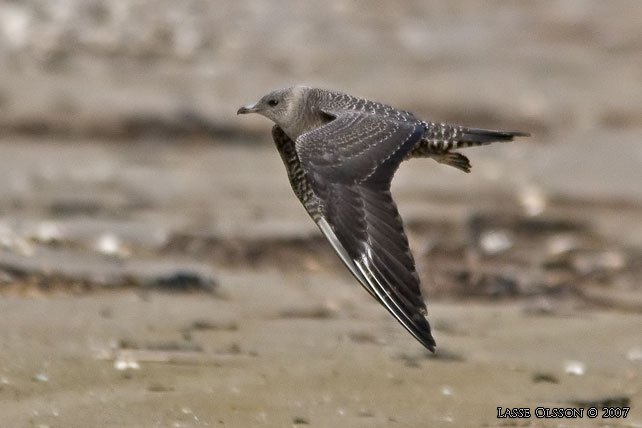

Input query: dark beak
[237,104,257,115]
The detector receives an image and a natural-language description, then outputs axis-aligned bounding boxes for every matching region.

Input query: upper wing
[297,112,436,351]
[296,111,424,186]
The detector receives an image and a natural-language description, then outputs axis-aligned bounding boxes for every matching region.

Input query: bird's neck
[280,89,331,140]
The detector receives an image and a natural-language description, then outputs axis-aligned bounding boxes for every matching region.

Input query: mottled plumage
[238,86,529,351]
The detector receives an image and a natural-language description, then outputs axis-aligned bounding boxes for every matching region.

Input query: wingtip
[410,313,437,352]
[424,338,437,353]
[420,328,437,353]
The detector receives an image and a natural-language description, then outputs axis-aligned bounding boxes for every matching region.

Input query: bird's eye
[268,99,279,107]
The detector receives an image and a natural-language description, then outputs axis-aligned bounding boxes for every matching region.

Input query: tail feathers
[460,128,530,144]
[420,121,530,151]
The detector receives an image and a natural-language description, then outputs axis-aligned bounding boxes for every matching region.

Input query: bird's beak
[237,104,257,115]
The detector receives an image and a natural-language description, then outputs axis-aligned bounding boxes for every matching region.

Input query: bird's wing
[296,111,435,351]
[296,111,422,184]
[271,125,381,302]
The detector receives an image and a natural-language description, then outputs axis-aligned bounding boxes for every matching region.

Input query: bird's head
[237,86,308,129]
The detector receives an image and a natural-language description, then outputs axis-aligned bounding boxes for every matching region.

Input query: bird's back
[310,88,418,123]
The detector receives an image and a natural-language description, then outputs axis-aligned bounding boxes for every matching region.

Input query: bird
[237,86,529,351]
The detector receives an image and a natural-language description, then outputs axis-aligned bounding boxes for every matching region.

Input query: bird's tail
[420,121,530,151]
[455,127,530,149]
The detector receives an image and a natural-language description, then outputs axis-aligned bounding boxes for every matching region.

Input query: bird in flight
[238,86,529,351]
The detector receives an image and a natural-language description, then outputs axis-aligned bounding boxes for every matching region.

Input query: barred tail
[420,121,530,151]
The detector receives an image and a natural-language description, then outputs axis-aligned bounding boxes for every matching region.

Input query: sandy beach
[1,1,641,427]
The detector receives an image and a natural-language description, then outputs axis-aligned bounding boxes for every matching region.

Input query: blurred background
[0,1,641,427]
